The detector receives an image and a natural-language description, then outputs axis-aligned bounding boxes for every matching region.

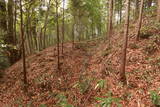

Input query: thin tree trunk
[135,0,139,19]
[29,17,34,53]
[136,0,144,41]
[7,0,17,64]
[120,0,130,85]
[72,17,75,48]
[14,0,17,45]
[62,0,65,54]
[158,0,160,22]
[56,0,60,70]
[119,0,122,24]
[147,0,152,8]
[43,0,51,49]
[20,0,27,92]
[39,28,43,50]
[107,0,113,47]
[0,0,7,35]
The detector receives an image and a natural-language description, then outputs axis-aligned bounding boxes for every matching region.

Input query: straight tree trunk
[0,0,7,31]
[72,17,75,48]
[62,0,65,54]
[56,0,60,70]
[136,0,144,41]
[7,0,14,44]
[26,9,33,54]
[7,0,17,64]
[147,0,152,8]
[43,0,51,49]
[158,0,160,22]
[120,0,130,85]
[107,0,113,46]
[135,0,139,19]
[14,0,17,45]
[119,0,122,24]
[20,0,27,92]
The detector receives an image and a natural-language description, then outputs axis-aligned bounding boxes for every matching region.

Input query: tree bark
[136,0,144,41]
[120,0,130,85]
[20,0,27,92]
[158,0,160,22]
[62,0,65,54]
[0,0,7,31]
[107,0,113,47]
[135,0,139,19]
[147,0,152,8]
[14,0,17,45]
[7,0,19,64]
[119,0,122,24]
[43,0,51,49]
[72,16,75,48]
[56,0,60,70]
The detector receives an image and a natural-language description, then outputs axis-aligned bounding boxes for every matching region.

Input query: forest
[0,0,160,106]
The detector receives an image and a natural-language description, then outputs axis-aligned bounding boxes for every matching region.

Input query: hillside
[0,16,160,107]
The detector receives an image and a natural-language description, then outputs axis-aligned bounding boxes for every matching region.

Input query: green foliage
[144,5,157,17]
[95,79,106,90]
[150,90,160,106]
[39,104,47,107]
[95,92,122,107]
[56,94,74,107]
[73,74,92,94]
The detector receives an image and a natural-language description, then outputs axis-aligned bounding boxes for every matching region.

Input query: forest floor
[0,16,160,107]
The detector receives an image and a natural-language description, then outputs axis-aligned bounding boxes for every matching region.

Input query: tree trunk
[120,0,130,85]
[26,9,33,54]
[56,0,60,70]
[135,0,139,19]
[62,0,65,54]
[107,0,113,46]
[136,0,144,41]
[20,0,27,92]
[0,0,7,31]
[72,16,75,48]
[14,0,17,45]
[7,0,18,64]
[147,0,152,8]
[43,0,51,49]
[119,0,122,24]
[158,0,160,22]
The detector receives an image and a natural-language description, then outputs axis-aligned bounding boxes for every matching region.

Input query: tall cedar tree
[136,0,144,41]
[158,0,160,22]
[56,0,60,70]
[135,0,139,19]
[107,0,113,46]
[20,0,27,91]
[120,0,130,84]
[7,0,18,64]
[43,0,51,49]
[62,0,65,54]
[0,0,7,31]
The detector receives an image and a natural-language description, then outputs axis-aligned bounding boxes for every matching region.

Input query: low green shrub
[150,90,160,106]
[95,92,122,107]
[56,94,74,107]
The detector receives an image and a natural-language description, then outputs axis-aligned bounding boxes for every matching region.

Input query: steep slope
[0,16,160,107]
